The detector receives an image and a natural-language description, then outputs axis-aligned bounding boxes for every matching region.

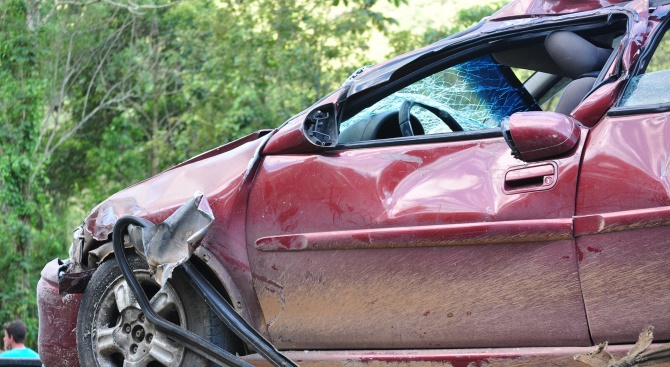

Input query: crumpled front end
[36,131,269,366]
[62,130,267,282]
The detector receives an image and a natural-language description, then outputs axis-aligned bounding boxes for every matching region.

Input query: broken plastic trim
[113,216,299,367]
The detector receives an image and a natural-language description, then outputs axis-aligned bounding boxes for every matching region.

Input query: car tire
[77,252,237,367]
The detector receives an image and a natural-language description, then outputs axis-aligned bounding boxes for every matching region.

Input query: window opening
[340,55,538,141]
[619,26,670,107]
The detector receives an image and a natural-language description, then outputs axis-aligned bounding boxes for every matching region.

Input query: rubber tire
[77,253,237,367]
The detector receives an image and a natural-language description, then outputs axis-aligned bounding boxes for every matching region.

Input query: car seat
[544,31,612,115]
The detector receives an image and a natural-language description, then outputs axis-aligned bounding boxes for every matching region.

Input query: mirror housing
[304,103,338,147]
[263,103,339,155]
[502,112,581,162]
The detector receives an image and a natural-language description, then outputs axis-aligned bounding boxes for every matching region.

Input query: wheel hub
[93,272,187,367]
[113,309,156,362]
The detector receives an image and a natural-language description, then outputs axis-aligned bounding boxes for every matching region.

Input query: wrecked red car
[37,0,670,366]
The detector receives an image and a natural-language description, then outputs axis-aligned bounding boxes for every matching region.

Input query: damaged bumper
[37,259,81,367]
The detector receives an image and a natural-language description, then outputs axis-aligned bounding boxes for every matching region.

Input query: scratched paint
[37,0,665,362]
[577,227,670,344]
[249,241,588,349]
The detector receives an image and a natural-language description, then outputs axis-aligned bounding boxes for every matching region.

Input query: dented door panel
[246,135,590,349]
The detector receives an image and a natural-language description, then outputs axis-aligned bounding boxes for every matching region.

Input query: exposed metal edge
[255,219,573,252]
[241,345,652,367]
[243,128,278,186]
[172,130,273,171]
[192,246,253,326]
[574,206,670,236]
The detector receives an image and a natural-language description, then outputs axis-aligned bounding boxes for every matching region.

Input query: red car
[37,0,670,366]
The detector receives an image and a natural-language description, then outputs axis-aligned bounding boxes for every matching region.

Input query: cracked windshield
[342,55,537,136]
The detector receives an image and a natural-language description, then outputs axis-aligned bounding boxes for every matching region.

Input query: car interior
[338,17,628,144]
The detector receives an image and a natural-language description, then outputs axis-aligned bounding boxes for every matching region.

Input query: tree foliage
[387,1,506,56]
[0,0,62,348]
[0,0,504,349]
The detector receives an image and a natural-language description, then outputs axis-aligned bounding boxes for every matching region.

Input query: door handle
[503,162,557,194]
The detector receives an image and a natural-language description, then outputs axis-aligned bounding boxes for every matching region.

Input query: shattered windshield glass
[619,70,670,107]
[619,29,670,108]
[341,55,537,137]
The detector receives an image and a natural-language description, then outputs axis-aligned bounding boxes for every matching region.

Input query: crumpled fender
[84,130,269,243]
[58,129,273,335]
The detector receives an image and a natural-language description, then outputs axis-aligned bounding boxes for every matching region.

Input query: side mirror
[502,112,581,162]
[264,102,340,155]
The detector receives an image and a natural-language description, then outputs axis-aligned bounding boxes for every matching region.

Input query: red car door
[246,134,589,350]
[575,6,670,344]
[245,51,591,349]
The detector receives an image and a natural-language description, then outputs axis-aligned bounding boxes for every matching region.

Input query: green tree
[46,0,410,207]
[0,0,64,348]
[388,1,506,56]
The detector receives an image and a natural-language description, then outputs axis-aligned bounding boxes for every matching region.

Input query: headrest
[545,31,612,79]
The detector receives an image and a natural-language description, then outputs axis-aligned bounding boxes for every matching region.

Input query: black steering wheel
[398,100,463,137]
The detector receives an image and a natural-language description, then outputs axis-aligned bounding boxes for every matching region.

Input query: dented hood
[84,131,269,241]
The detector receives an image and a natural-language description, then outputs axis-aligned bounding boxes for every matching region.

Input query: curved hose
[113,216,252,367]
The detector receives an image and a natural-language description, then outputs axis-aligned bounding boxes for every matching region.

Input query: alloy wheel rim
[92,270,187,367]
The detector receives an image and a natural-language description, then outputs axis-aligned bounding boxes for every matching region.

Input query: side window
[619,27,670,107]
[338,55,538,143]
[537,78,571,111]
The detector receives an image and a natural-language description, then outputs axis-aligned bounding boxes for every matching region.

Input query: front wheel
[77,253,235,367]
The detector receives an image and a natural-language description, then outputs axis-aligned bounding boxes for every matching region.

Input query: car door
[574,7,670,344]
[245,51,591,350]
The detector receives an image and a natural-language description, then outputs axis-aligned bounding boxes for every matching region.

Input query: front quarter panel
[84,136,265,242]
[84,136,268,329]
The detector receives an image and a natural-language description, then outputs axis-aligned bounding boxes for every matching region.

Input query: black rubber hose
[181,261,299,367]
[112,216,253,367]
